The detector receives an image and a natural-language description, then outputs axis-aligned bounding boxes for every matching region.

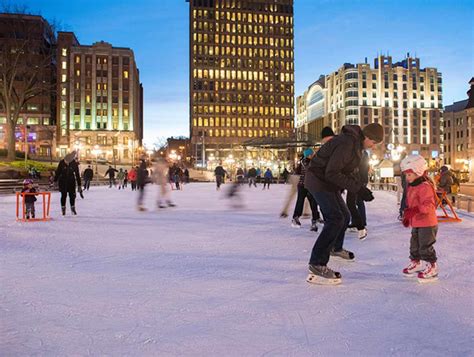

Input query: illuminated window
[76,70,80,76]
[61,74,67,83]
[86,95,91,103]
[62,48,67,56]
[124,108,129,117]
[62,61,67,69]
[75,56,80,64]
[61,87,67,95]
[123,70,129,79]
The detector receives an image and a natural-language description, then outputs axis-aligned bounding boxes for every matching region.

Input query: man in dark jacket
[104,165,118,188]
[304,123,383,284]
[247,167,257,187]
[83,165,94,191]
[137,160,148,211]
[55,151,82,215]
[214,164,226,190]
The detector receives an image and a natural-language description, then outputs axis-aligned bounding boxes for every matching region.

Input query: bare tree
[0,9,56,160]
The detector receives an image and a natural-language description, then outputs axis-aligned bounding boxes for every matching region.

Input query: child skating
[400,155,439,283]
[21,179,37,219]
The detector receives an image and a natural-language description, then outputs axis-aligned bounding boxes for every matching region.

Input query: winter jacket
[105,168,118,178]
[21,187,37,203]
[248,168,257,177]
[294,157,310,187]
[305,125,364,193]
[264,170,273,179]
[406,177,438,228]
[55,159,81,192]
[136,162,148,186]
[128,169,137,181]
[83,168,94,181]
[214,166,226,177]
[236,168,244,177]
[438,171,453,194]
[117,171,125,180]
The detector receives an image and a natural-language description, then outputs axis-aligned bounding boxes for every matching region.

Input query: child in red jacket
[400,155,438,282]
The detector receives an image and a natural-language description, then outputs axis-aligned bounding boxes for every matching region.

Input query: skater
[137,159,148,211]
[48,171,55,188]
[263,168,273,189]
[346,150,369,240]
[184,168,190,184]
[117,168,125,190]
[291,148,321,232]
[437,166,454,204]
[128,167,137,191]
[123,169,128,188]
[400,155,439,282]
[153,157,175,208]
[21,179,37,219]
[236,167,245,185]
[305,123,382,285]
[104,165,118,188]
[83,165,94,191]
[247,166,257,187]
[214,163,226,190]
[54,150,83,215]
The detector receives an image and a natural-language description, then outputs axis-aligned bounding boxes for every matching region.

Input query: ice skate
[167,201,176,207]
[61,206,66,216]
[137,205,147,212]
[307,264,342,285]
[402,260,423,277]
[330,248,355,261]
[358,228,368,240]
[347,226,358,233]
[280,212,288,218]
[291,217,301,228]
[71,206,77,215]
[310,221,318,232]
[417,262,438,283]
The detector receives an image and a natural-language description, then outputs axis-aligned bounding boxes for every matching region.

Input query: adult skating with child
[304,123,383,285]
[400,155,439,283]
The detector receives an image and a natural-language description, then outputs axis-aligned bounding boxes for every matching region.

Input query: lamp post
[24,124,30,169]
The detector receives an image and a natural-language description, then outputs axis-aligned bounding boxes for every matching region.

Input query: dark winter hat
[321,126,335,139]
[440,165,449,172]
[362,123,384,143]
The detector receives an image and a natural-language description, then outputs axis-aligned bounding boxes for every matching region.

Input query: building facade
[56,32,143,164]
[296,55,443,159]
[187,0,294,166]
[0,13,56,159]
[443,78,474,181]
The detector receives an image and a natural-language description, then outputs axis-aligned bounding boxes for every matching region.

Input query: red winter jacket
[128,169,137,181]
[406,179,438,228]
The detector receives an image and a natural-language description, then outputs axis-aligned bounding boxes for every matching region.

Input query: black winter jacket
[304,125,364,193]
[83,168,94,180]
[55,160,81,192]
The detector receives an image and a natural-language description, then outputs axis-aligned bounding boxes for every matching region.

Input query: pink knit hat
[400,155,427,176]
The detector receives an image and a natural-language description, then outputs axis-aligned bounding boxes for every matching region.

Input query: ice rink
[1,183,473,356]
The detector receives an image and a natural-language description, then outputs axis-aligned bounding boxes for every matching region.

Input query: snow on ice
[1,183,473,356]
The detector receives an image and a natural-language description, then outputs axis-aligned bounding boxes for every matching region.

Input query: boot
[310,220,318,232]
[403,259,422,276]
[307,264,342,285]
[417,262,438,280]
[291,217,301,228]
[358,228,368,240]
[330,248,355,261]
[61,206,66,215]
[71,206,77,215]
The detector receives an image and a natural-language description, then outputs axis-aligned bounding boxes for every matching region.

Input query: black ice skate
[330,248,355,261]
[310,220,318,232]
[61,206,66,215]
[71,206,77,215]
[307,264,342,285]
[291,217,301,228]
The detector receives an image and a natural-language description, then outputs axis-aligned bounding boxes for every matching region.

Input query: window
[62,48,67,56]
[123,70,129,79]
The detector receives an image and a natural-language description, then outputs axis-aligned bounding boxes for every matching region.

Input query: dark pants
[346,191,366,229]
[410,226,437,263]
[293,186,320,221]
[399,176,407,216]
[109,177,115,188]
[248,177,257,187]
[131,181,136,191]
[25,202,35,217]
[84,179,91,191]
[124,179,128,188]
[216,175,223,189]
[60,189,76,208]
[137,184,145,206]
[309,191,351,266]
[263,178,271,189]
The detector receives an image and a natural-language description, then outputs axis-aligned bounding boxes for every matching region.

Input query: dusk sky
[25,0,474,147]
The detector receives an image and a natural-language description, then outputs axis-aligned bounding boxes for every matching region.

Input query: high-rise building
[187,0,294,166]
[297,55,443,159]
[0,13,56,159]
[443,78,474,181]
[56,32,143,164]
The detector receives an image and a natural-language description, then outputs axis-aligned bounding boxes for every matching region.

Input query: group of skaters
[279,123,441,285]
[23,121,444,286]
[213,164,276,191]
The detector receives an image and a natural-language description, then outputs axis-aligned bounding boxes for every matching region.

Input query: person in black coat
[214,164,226,190]
[304,123,383,283]
[83,165,94,191]
[136,159,148,210]
[105,165,118,188]
[55,151,82,215]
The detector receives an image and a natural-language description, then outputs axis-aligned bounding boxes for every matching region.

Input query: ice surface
[1,183,473,356]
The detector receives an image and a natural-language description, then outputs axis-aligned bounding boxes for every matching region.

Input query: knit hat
[400,155,427,176]
[321,126,335,139]
[440,165,449,173]
[303,148,314,158]
[362,123,384,143]
[64,150,77,164]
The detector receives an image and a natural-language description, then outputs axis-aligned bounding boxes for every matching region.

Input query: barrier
[16,191,51,222]
[436,191,462,223]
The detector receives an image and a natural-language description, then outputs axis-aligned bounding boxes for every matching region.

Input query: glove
[402,207,419,227]
[358,186,374,202]
[79,189,84,199]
